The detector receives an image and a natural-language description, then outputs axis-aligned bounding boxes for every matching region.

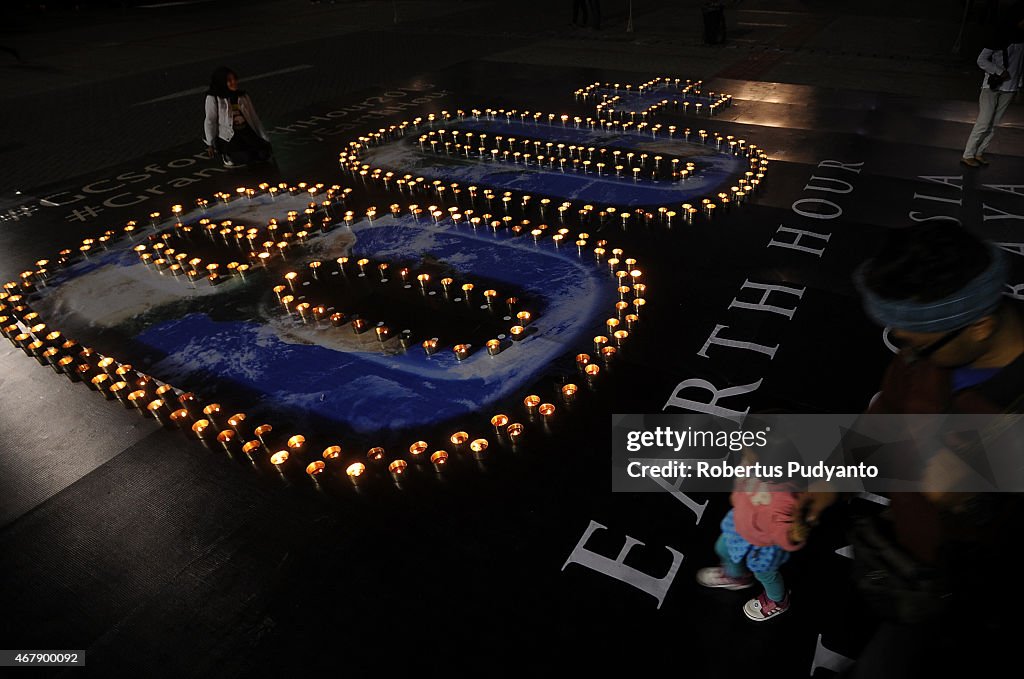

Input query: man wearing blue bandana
[810,223,1024,678]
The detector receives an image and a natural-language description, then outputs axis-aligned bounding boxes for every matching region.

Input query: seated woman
[203,67,272,167]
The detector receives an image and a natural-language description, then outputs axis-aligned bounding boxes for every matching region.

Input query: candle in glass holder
[469,438,489,459]
[602,346,618,360]
[594,335,609,352]
[227,412,246,434]
[576,353,591,369]
[450,431,469,448]
[352,318,367,334]
[367,447,386,463]
[625,314,639,330]
[254,424,273,446]
[523,394,541,414]
[453,343,471,360]
[191,418,213,439]
[561,383,578,402]
[242,440,261,460]
[510,325,525,341]
[538,403,556,418]
[169,408,190,428]
[346,462,366,486]
[269,450,289,467]
[128,389,148,409]
[217,429,238,454]
[585,364,601,378]
[430,450,449,472]
[409,441,428,458]
[306,460,326,478]
[287,434,306,454]
[486,339,501,356]
[90,373,112,396]
[330,312,347,327]
[147,398,171,425]
[422,338,439,355]
[507,423,524,441]
[388,459,408,479]
[516,311,532,326]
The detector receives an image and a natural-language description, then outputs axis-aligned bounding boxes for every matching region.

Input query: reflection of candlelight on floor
[562,383,578,401]
[487,339,501,356]
[510,325,525,341]
[270,450,289,467]
[453,343,471,360]
[306,460,325,478]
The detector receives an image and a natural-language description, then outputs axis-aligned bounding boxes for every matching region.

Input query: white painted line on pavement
[133,64,314,106]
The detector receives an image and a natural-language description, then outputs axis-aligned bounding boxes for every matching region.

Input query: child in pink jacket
[696,473,810,621]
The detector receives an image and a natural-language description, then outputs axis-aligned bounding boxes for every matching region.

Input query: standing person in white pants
[962,9,1024,168]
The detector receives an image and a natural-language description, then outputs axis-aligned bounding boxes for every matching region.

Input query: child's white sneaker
[743,590,791,621]
[696,566,755,590]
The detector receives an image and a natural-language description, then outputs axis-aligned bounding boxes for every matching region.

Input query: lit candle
[242,440,261,460]
[430,450,449,472]
[287,434,306,454]
[538,403,556,418]
[576,353,591,369]
[346,462,367,486]
[170,408,191,428]
[486,339,502,356]
[192,418,213,439]
[510,325,525,341]
[388,459,408,479]
[147,398,171,425]
[323,445,342,460]
[269,450,290,467]
[561,383,578,402]
[523,394,541,414]
[306,460,326,478]
[254,423,273,447]
[422,338,439,355]
[491,414,509,432]
[450,431,469,447]
[409,441,428,457]
[367,447,386,462]
[217,429,238,454]
[469,438,489,459]
[507,423,524,441]
[453,343,471,360]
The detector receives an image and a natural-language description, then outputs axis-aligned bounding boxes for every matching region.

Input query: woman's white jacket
[203,94,270,146]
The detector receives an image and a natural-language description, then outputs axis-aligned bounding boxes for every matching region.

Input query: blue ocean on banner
[134,216,615,433]
[364,118,745,207]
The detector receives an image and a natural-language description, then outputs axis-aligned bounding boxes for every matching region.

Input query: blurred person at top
[961,2,1024,168]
